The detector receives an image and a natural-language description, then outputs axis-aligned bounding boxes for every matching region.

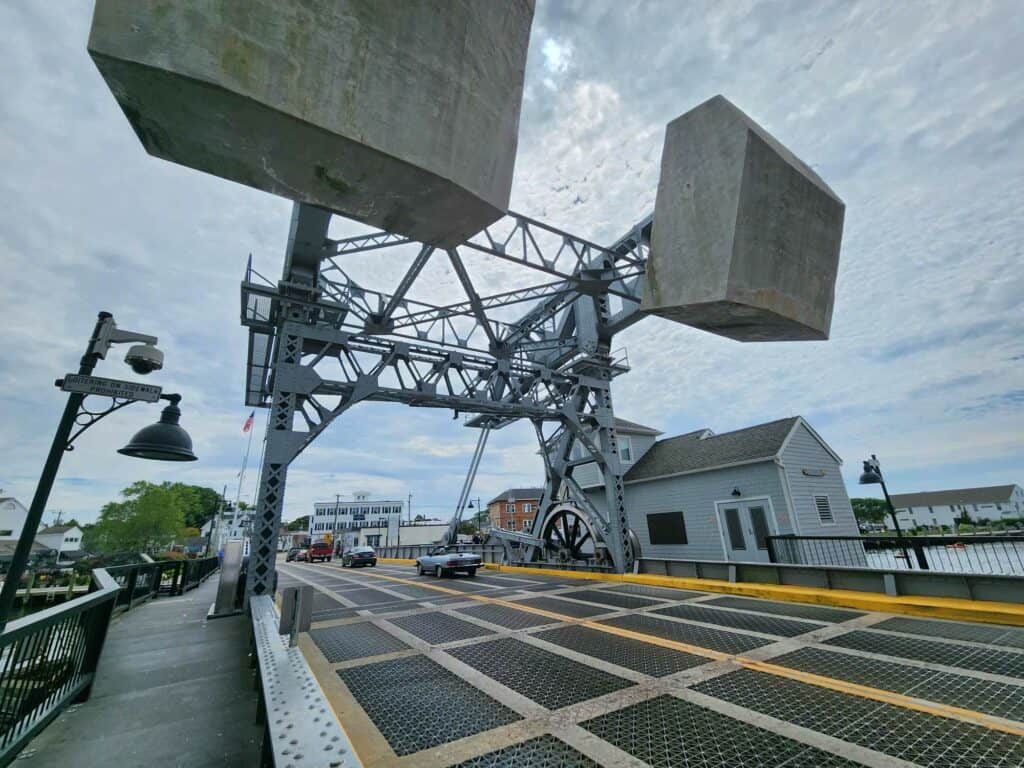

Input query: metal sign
[59,373,161,402]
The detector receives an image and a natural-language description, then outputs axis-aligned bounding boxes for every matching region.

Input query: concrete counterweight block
[644,95,845,341]
[88,0,535,247]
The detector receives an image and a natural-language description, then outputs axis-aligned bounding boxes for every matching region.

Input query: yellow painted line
[318,563,1024,735]
[488,564,1024,627]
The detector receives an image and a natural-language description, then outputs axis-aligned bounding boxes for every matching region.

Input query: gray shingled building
[576,416,858,563]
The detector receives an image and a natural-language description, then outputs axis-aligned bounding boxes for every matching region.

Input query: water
[864,541,1024,575]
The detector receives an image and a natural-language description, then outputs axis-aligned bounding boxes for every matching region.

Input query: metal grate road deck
[337,654,520,756]
[447,637,635,710]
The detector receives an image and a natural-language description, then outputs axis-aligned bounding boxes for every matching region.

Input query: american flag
[242,410,255,433]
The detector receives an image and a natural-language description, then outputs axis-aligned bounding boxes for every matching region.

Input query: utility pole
[333,492,342,555]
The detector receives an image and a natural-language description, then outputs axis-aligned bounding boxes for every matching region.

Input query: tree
[414,514,427,522]
[457,521,478,536]
[286,515,309,532]
[84,482,190,553]
[850,498,889,525]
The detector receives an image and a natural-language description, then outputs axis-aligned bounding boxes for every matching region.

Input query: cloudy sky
[0,1,1021,528]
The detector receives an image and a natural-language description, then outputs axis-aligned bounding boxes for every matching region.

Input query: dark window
[647,512,687,545]
[724,507,745,550]
[748,506,770,550]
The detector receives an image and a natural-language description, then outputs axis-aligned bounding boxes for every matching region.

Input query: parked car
[291,548,308,562]
[341,546,377,568]
[307,542,333,563]
[415,545,482,578]
[285,547,304,562]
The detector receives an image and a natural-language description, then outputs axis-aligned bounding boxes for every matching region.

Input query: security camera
[124,343,164,375]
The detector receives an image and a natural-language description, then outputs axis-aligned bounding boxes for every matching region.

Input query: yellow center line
[315,563,1024,736]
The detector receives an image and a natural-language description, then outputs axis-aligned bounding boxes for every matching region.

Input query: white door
[719,501,774,563]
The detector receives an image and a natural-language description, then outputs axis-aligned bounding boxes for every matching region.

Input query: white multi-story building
[310,493,406,543]
[891,485,1024,529]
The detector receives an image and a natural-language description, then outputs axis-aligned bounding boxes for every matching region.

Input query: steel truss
[242,204,653,598]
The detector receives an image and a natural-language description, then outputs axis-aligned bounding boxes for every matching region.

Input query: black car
[285,547,304,562]
[342,546,377,567]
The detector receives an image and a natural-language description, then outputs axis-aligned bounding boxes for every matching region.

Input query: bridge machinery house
[575,416,859,564]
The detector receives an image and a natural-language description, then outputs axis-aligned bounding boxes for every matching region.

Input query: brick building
[487,488,544,533]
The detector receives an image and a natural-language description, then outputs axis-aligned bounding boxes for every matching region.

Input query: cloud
[0,1,1021,529]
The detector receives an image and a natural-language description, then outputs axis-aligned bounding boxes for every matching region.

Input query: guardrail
[250,595,360,767]
[0,556,219,765]
[766,534,1024,576]
[374,544,504,562]
[105,556,220,612]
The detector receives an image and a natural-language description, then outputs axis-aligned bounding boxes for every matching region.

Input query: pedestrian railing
[767,534,1024,575]
[0,568,118,765]
[105,556,220,612]
[0,556,219,765]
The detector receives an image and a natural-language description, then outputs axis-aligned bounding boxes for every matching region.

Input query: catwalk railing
[105,556,220,612]
[0,557,219,765]
[767,533,1024,575]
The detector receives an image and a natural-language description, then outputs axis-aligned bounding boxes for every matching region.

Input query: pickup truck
[415,545,482,578]
[307,541,333,563]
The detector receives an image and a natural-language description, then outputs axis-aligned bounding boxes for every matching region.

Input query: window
[523,503,533,514]
[723,508,745,550]
[618,436,633,463]
[647,512,687,545]
[506,502,514,514]
[0,530,11,536]
[521,518,532,531]
[814,496,834,524]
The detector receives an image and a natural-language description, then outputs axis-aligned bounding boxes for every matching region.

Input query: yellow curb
[488,565,1024,627]
[377,557,416,565]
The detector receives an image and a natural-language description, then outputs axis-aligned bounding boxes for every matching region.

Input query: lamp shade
[118,401,197,462]
[858,467,882,485]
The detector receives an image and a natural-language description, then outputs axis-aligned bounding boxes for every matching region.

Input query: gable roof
[488,488,545,505]
[625,417,802,483]
[39,525,79,535]
[889,485,1020,509]
[614,418,663,436]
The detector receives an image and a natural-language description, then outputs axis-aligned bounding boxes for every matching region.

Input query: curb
[487,564,1024,627]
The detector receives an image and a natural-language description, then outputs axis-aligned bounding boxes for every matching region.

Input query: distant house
[37,525,84,556]
[574,416,858,563]
[487,488,544,533]
[0,498,29,541]
[891,485,1024,530]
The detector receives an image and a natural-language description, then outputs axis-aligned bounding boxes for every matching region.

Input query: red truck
[307,541,333,563]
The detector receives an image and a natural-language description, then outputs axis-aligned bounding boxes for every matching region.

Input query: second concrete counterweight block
[644,95,845,341]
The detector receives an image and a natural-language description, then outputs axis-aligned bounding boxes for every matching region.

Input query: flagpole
[236,416,255,507]
[251,410,269,509]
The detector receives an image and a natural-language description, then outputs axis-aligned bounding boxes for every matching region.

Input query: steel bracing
[242,203,654,598]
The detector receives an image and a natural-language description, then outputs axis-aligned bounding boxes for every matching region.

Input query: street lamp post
[858,454,926,569]
[0,312,197,630]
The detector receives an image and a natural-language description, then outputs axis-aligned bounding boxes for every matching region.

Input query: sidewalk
[18,577,261,767]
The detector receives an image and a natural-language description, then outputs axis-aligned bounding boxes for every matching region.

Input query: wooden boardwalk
[19,577,261,767]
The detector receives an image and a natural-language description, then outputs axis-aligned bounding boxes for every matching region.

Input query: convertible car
[415,545,482,578]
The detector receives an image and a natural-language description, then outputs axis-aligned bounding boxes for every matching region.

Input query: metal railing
[105,557,220,611]
[0,556,219,765]
[374,544,504,562]
[767,534,1024,575]
[0,569,118,765]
